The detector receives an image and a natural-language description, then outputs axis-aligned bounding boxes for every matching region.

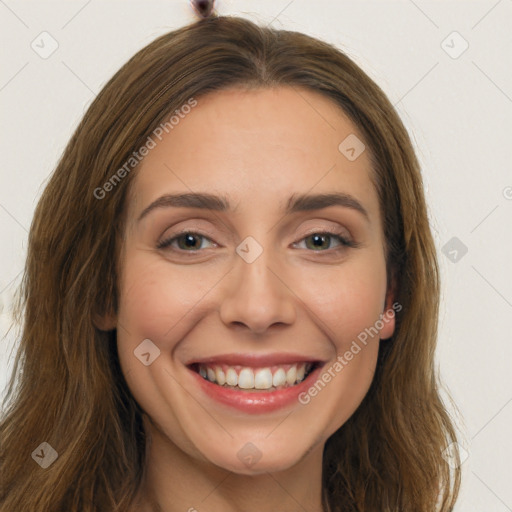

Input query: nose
[219,247,296,335]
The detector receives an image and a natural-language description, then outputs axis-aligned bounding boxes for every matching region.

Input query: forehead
[127,86,379,222]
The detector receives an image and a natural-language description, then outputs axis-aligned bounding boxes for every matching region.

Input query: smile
[192,362,318,391]
[185,354,326,413]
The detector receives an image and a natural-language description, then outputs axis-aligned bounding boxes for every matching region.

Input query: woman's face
[110,86,395,474]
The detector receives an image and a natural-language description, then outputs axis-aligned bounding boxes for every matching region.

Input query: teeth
[272,368,286,387]
[255,368,273,389]
[215,367,226,386]
[238,368,255,389]
[197,363,313,390]
[225,368,238,386]
[286,366,297,385]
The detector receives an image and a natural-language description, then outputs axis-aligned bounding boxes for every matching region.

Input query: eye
[157,232,216,251]
[293,231,358,252]
[156,230,359,254]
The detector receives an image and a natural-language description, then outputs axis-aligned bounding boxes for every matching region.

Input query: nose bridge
[237,240,277,290]
[219,235,296,333]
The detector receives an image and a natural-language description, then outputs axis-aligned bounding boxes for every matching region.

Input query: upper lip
[186,352,327,368]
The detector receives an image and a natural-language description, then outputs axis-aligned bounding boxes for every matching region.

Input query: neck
[133,418,326,512]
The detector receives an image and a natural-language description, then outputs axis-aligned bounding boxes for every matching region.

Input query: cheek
[291,257,386,432]
[291,253,387,407]
[114,253,221,433]
[116,252,217,347]
[295,253,388,343]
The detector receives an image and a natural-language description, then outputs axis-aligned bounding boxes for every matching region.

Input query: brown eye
[305,234,334,250]
[157,232,215,251]
[294,232,358,252]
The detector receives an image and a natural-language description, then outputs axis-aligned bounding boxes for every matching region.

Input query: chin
[195,431,323,476]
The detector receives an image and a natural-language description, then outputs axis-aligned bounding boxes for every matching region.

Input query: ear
[380,273,399,341]
[92,311,117,331]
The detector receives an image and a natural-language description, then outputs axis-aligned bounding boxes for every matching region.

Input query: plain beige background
[1,1,511,510]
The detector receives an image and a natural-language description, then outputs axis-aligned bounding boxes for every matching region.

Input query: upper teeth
[198,363,312,389]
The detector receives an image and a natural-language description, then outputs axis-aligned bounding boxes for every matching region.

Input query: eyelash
[156,229,360,254]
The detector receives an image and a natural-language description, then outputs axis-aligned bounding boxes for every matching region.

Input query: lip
[186,352,325,368]
[186,360,325,414]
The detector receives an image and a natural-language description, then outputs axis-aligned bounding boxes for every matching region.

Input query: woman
[0,12,461,512]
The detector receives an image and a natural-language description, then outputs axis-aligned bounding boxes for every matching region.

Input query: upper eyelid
[160,226,350,240]
[158,228,353,249]
[160,219,351,239]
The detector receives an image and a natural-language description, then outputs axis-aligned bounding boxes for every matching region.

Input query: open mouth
[188,361,322,392]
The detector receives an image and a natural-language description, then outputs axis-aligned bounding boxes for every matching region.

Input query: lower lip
[188,364,324,414]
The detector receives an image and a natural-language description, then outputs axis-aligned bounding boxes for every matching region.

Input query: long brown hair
[1,15,461,511]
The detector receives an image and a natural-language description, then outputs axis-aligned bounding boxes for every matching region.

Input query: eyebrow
[137,192,370,223]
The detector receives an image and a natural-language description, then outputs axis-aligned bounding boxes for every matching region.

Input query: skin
[98,86,396,512]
